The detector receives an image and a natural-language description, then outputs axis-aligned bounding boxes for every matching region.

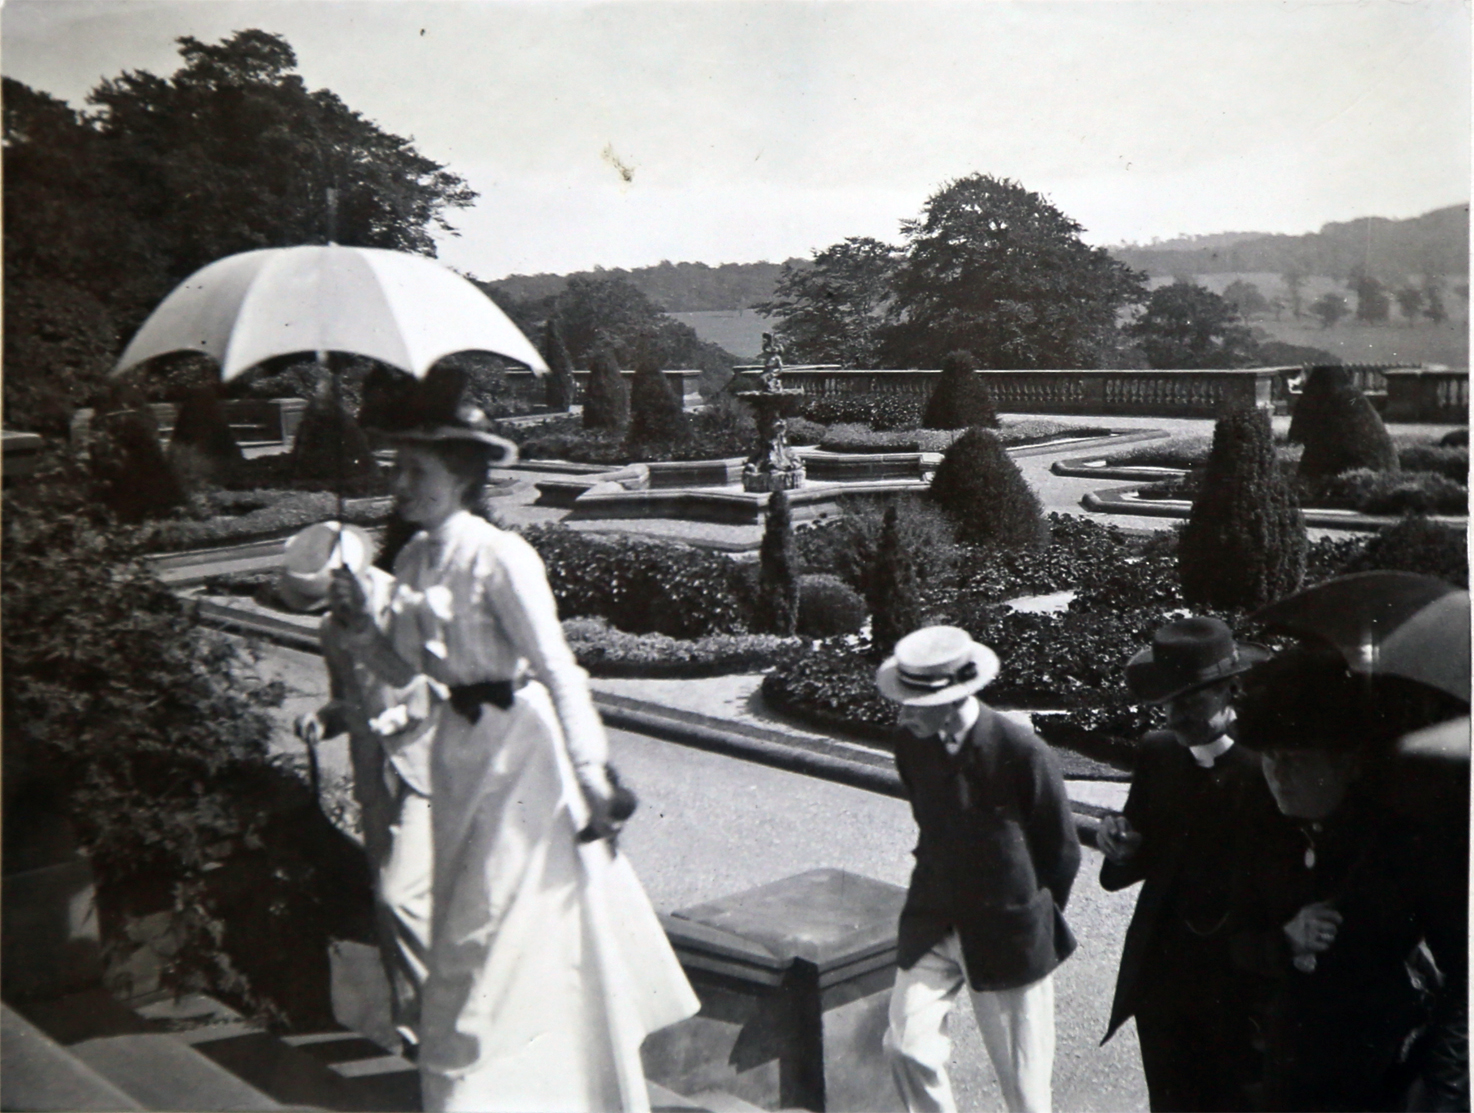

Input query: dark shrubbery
[1295,369,1399,480]
[796,494,960,600]
[755,490,800,635]
[928,427,1048,549]
[89,406,187,522]
[923,350,998,430]
[784,417,828,446]
[582,348,630,432]
[1398,444,1469,481]
[562,617,800,677]
[288,391,380,493]
[1179,406,1306,610]
[1313,470,1468,516]
[168,384,243,486]
[796,574,868,637]
[525,526,744,638]
[542,317,576,412]
[802,393,924,431]
[1287,366,1350,445]
[1440,428,1468,448]
[136,490,388,552]
[818,424,963,454]
[1343,515,1469,588]
[626,359,692,447]
[866,503,924,658]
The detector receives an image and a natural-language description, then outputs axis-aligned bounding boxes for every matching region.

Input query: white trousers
[884,932,1055,1113]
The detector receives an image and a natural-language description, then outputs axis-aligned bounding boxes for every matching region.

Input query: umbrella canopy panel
[113,245,547,381]
[1377,590,1471,703]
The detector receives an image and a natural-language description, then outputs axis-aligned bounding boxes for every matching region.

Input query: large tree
[883,174,1146,368]
[1126,281,1260,369]
[753,237,898,367]
[551,274,735,379]
[4,31,477,432]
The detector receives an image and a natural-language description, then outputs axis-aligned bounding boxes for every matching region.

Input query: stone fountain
[735,335,806,492]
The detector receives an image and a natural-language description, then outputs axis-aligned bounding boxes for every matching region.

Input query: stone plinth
[736,389,807,493]
[643,868,907,1112]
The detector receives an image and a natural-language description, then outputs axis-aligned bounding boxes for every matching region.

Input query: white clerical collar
[1189,736,1234,768]
[944,698,982,755]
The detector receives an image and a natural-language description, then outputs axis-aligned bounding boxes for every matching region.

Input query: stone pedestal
[643,868,908,1112]
[737,389,807,493]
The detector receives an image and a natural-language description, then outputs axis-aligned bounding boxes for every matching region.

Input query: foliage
[801,392,924,431]
[626,358,691,447]
[928,427,1048,550]
[1222,279,1271,318]
[755,491,800,636]
[1351,273,1391,324]
[818,424,964,454]
[167,384,244,487]
[923,350,999,430]
[796,574,869,638]
[511,401,755,465]
[1179,406,1307,610]
[760,641,899,743]
[1287,366,1350,445]
[582,348,630,432]
[288,388,379,490]
[2,450,372,1024]
[883,174,1147,368]
[1312,470,1468,516]
[1311,293,1348,328]
[524,526,745,638]
[1395,284,1426,323]
[1440,428,1468,448]
[784,417,828,446]
[1342,516,1468,589]
[1104,434,1213,469]
[1296,371,1399,480]
[1126,281,1260,368]
[561,616,800,678]
[541,316,576,412]
[1255,341,1341,367]
[866,504,924,659]
[753,237,898,367]
[796,494,961,598]
[88,407,187,522]
[134,489,387,552]
[1397,444,1468,481]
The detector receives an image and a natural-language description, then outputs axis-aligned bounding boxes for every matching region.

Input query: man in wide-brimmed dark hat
[877,625,1081,1113]
[1098,616,1276,1112]
[1229,646,1468,1112]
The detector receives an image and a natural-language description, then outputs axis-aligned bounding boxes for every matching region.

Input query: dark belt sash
[448,680,517,723]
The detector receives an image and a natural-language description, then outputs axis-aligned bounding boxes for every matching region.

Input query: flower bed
[819,418,1113,454]
[563,617,801,677]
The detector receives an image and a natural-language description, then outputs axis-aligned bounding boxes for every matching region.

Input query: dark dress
[1100,733,1273,1112]
[1229,786,1468,1112]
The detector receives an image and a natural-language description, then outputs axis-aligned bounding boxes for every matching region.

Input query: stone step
[1,1002,145,1111]
[69,1033,291,1111]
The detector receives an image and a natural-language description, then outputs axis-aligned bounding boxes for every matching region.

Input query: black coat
[1229,787,1469,1111]
[1101,733,1273,1042]
[894,705,1081,992]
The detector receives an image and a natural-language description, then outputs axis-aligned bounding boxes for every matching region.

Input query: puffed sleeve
[480,533,610,771]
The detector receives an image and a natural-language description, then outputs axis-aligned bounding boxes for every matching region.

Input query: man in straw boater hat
[1097,616,1274,1112]
[877,625,1081,1113]
[282,520,441,1059]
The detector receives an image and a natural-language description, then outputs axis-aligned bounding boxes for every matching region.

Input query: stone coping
[1051,455,1188,481]
[1082,484,1468,531]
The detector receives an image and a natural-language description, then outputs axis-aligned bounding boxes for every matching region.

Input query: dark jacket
[1229,787,1468,1112]
[1101,732,1272,1042]
[894,704,1081,992]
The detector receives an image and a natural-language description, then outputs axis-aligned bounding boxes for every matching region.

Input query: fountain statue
[735,334,806,492]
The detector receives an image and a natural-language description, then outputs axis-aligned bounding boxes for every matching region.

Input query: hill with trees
[484,259,806,314]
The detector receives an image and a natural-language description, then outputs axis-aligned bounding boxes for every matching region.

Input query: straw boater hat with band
[877,626,1001,706]
[272,520,377,613]
[1125,616,1271,705]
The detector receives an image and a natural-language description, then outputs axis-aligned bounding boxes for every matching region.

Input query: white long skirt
[418,683,699,1113]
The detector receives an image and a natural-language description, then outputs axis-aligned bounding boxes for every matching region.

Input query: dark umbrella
[1251,571,1470,702]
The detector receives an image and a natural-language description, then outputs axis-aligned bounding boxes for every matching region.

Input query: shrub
[289,390,380,492]
[818,424,964,453]
[923,350,998,430]
[1179,406,1307,610]
[167,384,243,485]
[542,317,576,412]
[1343,516,1468,588]
[797,574,868,637]
[867,503,924,658]
[1398,444,1468,482]
[1104,435,1213,470]
[134,490,388,552]
[626,358,691,447]
[1313,470,1468,515]
[89,407,187,522]
[796,494,960,597]
[785,417,827,446]
[929,427,1048,549]
[525,526,745,638]
[761,642,898,743]
[583,348,630,432]
[562,616,800,677]
[755,490,800,635]
[802,392,924,430]
[1295,368,1398,480]
[1287,366,1349,445]
[1440,428,1468,448]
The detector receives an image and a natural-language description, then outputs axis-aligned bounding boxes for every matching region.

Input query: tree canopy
[882,175,1146,368]
[1125,281,1261,369]
[753,237,897,367]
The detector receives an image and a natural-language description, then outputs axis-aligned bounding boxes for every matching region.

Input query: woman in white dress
[332,396,698,1113]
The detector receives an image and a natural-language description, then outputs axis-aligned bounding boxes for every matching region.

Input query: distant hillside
[1111,205,1469,281]
[483,258,806,313]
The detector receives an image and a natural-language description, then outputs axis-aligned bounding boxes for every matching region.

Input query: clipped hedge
[1313,470,1468,516]
[819,424,963,453]
[563,616,800,677]
[1397,444,1469,481]
[135,491,389,552]
[797,574,868,637]
[801,393,924,431]
[1343,515,1468,588]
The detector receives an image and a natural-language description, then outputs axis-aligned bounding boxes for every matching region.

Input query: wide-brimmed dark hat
[364,365,518,463]
[1125,616,1271,704]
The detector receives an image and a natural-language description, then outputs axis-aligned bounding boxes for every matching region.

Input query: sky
[3,0,1469,280]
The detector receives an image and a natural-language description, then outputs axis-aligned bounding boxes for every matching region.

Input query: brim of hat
[282,522,376,579]
[270,572,331,614]
[1125,641,1273,703]
[387,426,519,462]
[876,643,1000,705]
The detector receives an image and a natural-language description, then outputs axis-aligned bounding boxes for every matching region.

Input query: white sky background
[3,0,1469,279]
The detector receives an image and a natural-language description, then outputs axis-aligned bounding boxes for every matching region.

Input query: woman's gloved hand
[577,764,638,845]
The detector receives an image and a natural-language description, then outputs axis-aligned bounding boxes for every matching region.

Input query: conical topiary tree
[1179,405,1307,609]
[923,349,998,430]
[90,404,187,522]
[542,316,576,412]
[755,490,800,635]
[1295,369,1398,481]
[928,427,1047,549]
[167,383,243,486]
[867,502,923,659]
[290,384,379,490]
[582,347,630,432]
[627,357,691,447]
[1286,366,1347,444]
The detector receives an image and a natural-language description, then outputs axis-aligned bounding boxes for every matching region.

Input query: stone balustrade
[501,368,704,407]
[70,398,308,448]
[1382,368,1470,424]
